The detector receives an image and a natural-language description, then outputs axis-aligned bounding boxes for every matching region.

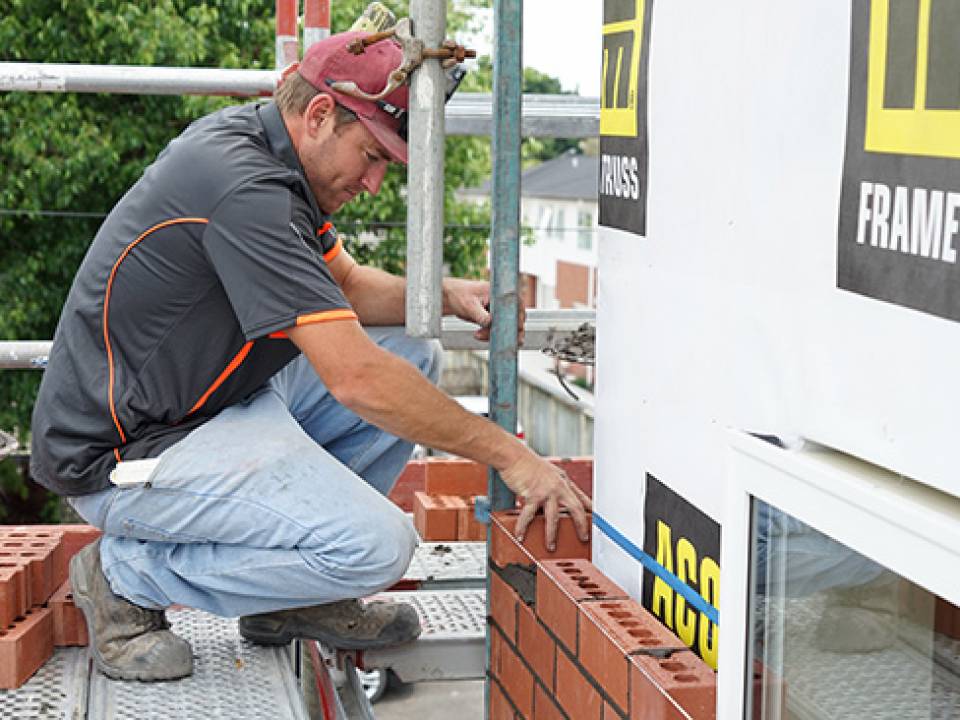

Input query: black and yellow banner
[641,474,720,669]
[838,0,960,321]
[599,0,653,235]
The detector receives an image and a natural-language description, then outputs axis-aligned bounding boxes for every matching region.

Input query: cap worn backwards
[296,31,409,164]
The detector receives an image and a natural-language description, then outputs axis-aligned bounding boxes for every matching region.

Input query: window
[577,210,595,250]
[747,499,960,720]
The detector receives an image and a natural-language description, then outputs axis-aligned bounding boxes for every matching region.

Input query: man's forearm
[336,342,527,471]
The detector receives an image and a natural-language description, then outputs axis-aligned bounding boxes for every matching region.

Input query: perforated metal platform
[359,589,487,683]
[404,542,486,587]
[0,646,87,719]
[0,609,310,720]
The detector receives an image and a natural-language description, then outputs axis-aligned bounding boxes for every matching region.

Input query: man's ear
[304,93,337,136]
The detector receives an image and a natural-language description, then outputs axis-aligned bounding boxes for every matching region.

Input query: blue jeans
[69,327,442,617]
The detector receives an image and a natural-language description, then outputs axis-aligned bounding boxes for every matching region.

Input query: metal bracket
[331,18,475,103]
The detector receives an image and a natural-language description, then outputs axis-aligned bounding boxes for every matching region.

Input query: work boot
[69,539,193,681]
[239,598,422,650]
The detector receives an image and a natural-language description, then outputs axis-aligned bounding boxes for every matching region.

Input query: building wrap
[838,0,960,322]
[599,0,653,235]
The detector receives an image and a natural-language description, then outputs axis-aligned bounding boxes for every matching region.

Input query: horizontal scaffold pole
[0,311,595,369]
[0,63,598,138]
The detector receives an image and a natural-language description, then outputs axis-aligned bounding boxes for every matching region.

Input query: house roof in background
[465,151,598,202]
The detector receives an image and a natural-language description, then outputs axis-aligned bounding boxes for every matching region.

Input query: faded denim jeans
[69,327,442,617]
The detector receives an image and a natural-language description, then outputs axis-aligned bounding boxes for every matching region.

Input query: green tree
[0,0,490,517]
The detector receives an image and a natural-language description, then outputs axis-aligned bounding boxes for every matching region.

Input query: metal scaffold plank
[86,609,308,720]
[404,542,486,586]
[0,646,88,720]
[358,590,487,683]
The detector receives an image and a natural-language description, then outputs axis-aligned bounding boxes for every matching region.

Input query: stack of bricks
[488,510,717,720]
[0,524,100,689]
[410,457,594,542]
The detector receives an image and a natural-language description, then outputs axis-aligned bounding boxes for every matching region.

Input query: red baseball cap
[296,31,409,164]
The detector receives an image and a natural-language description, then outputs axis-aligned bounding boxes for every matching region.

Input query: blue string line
[592,512,720,627]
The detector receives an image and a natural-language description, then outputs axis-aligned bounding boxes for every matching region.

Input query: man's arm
[286,318,590,549]
[327,249,505,336]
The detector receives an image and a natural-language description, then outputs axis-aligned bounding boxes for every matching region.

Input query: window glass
[747,499,960,720]
[577,210,594,250]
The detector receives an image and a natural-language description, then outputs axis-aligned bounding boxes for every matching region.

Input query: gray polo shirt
[31,102,355,496]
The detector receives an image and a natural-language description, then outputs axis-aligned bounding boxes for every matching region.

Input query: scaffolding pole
[304,0,331,50]
[405,0,447,338]
[486,2,522,716]
[276,0,299,69]
[0,64,599,136]
[488,0,522,510]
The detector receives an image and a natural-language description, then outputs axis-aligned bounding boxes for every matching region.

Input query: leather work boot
[239,598,422,650]
[69,539,194,681]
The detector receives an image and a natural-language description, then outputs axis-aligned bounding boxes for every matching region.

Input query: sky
[466,2,602,98]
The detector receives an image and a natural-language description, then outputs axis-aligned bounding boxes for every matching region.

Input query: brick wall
[0,525,99,688]
[487,511,717,720]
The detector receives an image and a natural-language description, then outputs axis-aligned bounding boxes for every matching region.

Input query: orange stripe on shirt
[296,309,358,326]
[185,340,254,416]
[322,238,343,263]
[104,217,209,453]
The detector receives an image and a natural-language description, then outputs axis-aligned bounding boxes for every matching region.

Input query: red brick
[497,632,535,719]
[490,511,591,570]
[556,649,602,720]
[0,545,54,606]
[0,565,28,628]
[630,651,716,720]
[549,457,593,499]
[490,677,517,720]
[412,492,459,541]
[388,460,426,512]
[0,607,54,689]
[534,683,565,720]
[3,526,101,595]
[579,600,688,711]
[49,580,88,647]
[518,602,555,689]
[458,498,487,541]
[490,571,520,643]
[605,700,628,719]
[536,559,628,654]
[424,458,489,496]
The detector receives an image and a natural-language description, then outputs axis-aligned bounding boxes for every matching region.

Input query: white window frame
[717,431,960,719]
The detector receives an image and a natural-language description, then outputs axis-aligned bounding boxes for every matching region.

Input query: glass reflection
[747,500,960,720]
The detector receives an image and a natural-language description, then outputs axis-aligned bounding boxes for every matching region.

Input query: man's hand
[500,453,593,551]
[443,278,526,345]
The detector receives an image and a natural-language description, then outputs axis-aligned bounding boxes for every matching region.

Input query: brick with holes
[579,600,686,713]
[535,559,628,654]
[0,607,54,689]
[490,511,591,570]
[49,580,88,647]
[413,492,461,541]
[630,650,716,720]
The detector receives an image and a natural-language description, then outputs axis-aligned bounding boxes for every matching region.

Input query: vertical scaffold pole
[276,0,300,69]
[304,0,331,51]
[486,1,521,718]
[405,0,447,338]
[488,0,521,511]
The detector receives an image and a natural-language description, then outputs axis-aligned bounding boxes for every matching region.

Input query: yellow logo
[866,0,960,159]
[600,0,646,138]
